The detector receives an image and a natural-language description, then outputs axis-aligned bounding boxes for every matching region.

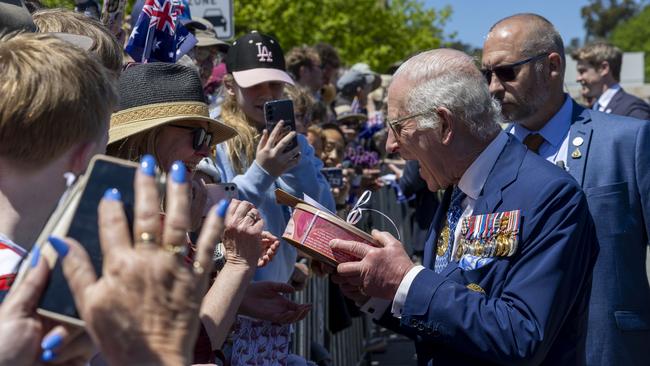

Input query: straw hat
[334,104,367,124]
[109,63,237,145]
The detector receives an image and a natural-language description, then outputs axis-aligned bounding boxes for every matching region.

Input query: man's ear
[437,107,454,145]
[598,61,610,77]
[548,52,563,79]
[224,77,236,96]
[67,141,99,176]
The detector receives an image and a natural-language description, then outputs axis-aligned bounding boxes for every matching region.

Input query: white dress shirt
[509,94,573,167]
[594,84,621,112]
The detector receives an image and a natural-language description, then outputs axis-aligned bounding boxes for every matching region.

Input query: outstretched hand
[239,282,311,324]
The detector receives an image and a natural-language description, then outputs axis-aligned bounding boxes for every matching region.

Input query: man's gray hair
[393,49,502,140]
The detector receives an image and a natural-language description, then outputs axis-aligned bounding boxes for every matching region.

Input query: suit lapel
[474,135,525,214]
[606,88,625,114]
[567,102,593,187]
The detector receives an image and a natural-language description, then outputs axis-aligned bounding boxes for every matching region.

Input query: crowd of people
[0,0,649,365]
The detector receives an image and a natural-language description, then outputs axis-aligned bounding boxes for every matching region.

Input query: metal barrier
[291,184,416,365]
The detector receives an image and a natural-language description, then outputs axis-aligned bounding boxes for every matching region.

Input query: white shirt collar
[457,131,509,200]
[510,94,572,148]
[596,83,621,109]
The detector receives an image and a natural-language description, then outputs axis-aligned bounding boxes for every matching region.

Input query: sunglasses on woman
[169,125,213,150]
[480,53,548,84]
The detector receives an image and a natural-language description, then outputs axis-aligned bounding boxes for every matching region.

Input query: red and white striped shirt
[0,233,27,302]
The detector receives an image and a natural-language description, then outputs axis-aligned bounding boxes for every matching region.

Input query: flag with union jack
[125,0,196,63]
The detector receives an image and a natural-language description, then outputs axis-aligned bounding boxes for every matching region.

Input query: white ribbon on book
[346,190,401,240]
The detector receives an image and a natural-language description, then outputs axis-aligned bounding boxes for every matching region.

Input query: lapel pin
[571,147,582,159]
[572,136,584,147]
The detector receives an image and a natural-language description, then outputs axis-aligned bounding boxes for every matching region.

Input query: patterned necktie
[523,133,545,154]
[434,187,466,273]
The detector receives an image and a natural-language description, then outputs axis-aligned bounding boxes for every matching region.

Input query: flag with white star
[125,0,196,63]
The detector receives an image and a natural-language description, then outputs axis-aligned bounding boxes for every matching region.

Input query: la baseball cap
[225,30,294,88]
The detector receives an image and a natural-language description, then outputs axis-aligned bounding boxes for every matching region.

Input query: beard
[500,71,551,125]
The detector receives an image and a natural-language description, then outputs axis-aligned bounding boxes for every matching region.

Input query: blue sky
[424,0,592,48]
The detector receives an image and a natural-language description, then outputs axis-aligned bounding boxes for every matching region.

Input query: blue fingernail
[41,349,56,362]
[48,236,69,258]
[216,199,230,218]
[41,333,63,350]
[140,154,156,176]
[171,161,186,183]
[30,245,41,268]
[103,188,121,201]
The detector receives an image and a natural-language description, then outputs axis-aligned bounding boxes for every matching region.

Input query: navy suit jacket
[380,135,598,365]
[606,88,650,121]
[567,102,650,366]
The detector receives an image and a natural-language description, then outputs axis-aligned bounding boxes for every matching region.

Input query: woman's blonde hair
[221,74,260,174]
[106,128,162,163]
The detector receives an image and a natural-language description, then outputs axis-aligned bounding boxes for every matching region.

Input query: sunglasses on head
[480,53,548,84]
[169,124,213,150]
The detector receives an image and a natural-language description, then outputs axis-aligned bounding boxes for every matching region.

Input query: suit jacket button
[410,319,418,327]
[418,323,425,331]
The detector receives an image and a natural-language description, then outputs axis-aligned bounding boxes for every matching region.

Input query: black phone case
[264,99,299,152]
[38,159,137,322]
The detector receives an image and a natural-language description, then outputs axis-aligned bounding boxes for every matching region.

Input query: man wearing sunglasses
[483,13,650,366]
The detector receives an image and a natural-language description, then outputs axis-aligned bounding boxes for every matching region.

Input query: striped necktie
[434,187,466,273]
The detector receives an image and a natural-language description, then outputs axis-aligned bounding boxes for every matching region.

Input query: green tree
[610,4,650,81]
[581,0,640,41]
[234,0,451,73]
[41,0,75,9]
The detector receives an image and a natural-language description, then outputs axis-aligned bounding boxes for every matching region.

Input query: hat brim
[232,68,294,88]
[195,36,230,51]
[337,113,367,123]
[109,104,238,146]
[181,19,207,31]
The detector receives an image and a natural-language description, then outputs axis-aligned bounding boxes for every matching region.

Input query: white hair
[393,49,503,140]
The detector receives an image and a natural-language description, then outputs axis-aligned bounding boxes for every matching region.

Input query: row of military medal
[437,210,521,260]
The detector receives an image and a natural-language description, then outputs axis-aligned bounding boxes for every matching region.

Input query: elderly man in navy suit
[572,41,650,120]
[483,13,650,366]
[329,47,598,365]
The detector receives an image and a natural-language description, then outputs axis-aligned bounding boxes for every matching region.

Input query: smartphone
[264,99,299,152]
[321,167,343,188]
[202,182,238,216]
[16,156,142,326]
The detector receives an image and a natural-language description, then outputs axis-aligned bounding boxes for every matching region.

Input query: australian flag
[125,0,196,63]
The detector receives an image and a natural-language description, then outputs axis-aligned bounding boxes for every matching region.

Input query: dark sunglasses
[480,53,548,84]
[169,124,213,150]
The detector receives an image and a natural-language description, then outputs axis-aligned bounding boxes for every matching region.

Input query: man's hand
[331,229,415,301]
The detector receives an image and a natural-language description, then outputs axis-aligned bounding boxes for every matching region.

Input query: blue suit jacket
[380,135,599,365]
[567,102,650,365]
[606,88,650,121]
